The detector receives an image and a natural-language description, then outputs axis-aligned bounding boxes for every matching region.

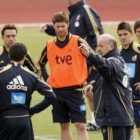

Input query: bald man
[79,34,134,140]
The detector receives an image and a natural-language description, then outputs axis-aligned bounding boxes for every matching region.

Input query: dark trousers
[0,116,34,140]
[101,126,131,140]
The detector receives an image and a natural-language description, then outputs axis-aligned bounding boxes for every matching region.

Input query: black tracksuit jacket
[88,49,134,126]
[0,46,40,75]
[121,42,140,101]
[0,62,56,117]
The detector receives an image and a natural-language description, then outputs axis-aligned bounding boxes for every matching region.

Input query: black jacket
[88,49,133,126]
[121,42,140,101]
[0,62,56,117]
[45,1,104,50]
[0,46,41,75]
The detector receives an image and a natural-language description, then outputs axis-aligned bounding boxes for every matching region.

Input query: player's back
[0,62,39,116]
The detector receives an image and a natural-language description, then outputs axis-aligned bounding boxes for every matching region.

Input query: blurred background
[0,0,139,24]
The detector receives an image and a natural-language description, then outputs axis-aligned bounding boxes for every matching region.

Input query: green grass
[0,25,138,140]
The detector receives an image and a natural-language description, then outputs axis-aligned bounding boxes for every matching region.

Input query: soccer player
[117,21,140,140]
[0,42,56,140]
[0,24,41,75]
[39,12,89,140]
[40,0,104,130]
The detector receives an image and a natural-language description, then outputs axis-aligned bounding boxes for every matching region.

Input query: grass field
[0,25,138,140]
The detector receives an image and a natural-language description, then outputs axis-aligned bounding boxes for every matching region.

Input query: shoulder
[21,66,43,81]
[132,42,140,54]
[0,46,4,56]
[21,66,38,77]
[21,66,49,85]
[47,38,55,44]
[83,4,98,15]
[107,56,120,62]
[0,64,12,74]
[83,4,90,10]
[83,4,90,14]
[107,56,122,65]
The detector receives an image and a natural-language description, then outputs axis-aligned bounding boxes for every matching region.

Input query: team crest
[75,15,81,27]
[75,21,80,27]
[132,55,137,61]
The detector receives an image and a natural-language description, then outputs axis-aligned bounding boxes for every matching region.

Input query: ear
[23,55,26,61]
[1,36,3,40]
[110,44,114,50]
[67,22,69,28]
[130,32,133,37]
[53,24,55,28]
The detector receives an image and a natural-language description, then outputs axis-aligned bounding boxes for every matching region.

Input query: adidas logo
[68,48,72,52]
[7,75,28,91]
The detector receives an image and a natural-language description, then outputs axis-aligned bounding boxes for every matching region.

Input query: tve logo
[11,92,26,104]
[55,55,72,65]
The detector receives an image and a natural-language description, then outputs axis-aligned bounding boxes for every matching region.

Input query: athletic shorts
[101,126,131,140]
[0,116,34,140]
[52,87,86,123]
[133,102,140,128]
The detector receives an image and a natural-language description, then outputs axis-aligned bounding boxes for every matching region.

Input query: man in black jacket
[79,34,134,140]
[117,21,140,140]
[0,43,56,140]
[0,24,41,76]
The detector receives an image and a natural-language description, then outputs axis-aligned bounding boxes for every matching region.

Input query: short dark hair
[117,22,132,33]
[10,43,27,61]
[134,19,140,33]
[52,12,69,24]
[1,24,17,36]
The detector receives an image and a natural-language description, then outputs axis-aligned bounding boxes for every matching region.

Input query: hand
[79,43,90,57]
[40,24,47,33]
[134,82,140,91]
[84,84,93,95]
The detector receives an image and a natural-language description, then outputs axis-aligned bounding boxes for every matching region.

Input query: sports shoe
[86,122,101,131]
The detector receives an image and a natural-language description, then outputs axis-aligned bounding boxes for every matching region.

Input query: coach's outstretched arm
[79,34,122,82]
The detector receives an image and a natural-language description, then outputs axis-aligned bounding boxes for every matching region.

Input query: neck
[4,45,10,52]
[57,33,68,41]
[57,36,66,41]
[12,60,24,65]
[122,41,132,49]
